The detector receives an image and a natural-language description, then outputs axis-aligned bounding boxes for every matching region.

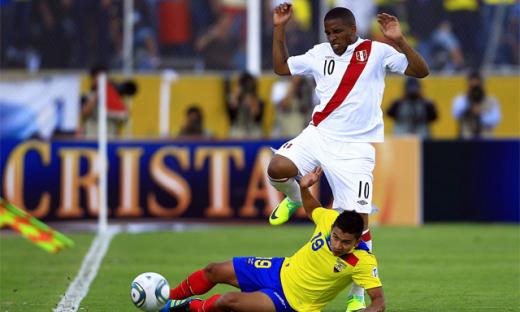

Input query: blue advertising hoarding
[0,139,332,221]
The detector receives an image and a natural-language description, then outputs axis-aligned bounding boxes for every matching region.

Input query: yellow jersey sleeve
[352,254,382,290]
[311,207,339,228]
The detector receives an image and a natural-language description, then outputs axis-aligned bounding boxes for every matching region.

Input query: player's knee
[217,292,241,309]
[202,263,219,282]
[267,156,297,179]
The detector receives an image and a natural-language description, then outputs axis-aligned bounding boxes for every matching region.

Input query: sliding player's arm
[364,287,385,312]
[299,167,323,219]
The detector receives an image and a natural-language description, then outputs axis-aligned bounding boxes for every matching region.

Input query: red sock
[189,294,222,312]
[362,229,373,251]
[170,270,215,299]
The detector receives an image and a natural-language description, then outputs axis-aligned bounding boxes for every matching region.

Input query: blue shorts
[233,257,295,312]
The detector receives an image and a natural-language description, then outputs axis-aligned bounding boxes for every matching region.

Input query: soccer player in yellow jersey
[161,167,385,312]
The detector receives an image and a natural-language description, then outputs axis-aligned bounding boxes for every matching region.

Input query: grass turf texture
[1,224,519,311]
[0,233,94,311]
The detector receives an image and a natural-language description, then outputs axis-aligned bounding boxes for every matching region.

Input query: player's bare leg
[202,261,239,286]
[169,261,238,301]
[267,155,298,179]
[267,155,303,225]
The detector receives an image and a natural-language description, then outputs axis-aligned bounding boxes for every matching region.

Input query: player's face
[324,18,356,56]
[330,226,361,257]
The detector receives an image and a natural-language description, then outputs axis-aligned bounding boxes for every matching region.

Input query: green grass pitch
[1,224,519,311]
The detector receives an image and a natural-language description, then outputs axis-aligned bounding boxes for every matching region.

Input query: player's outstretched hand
[274,2,292,26]
[299,167,323,189]
[377,13,404,42]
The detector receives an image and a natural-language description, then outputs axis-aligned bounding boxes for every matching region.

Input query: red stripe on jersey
[343,253,359,267]
[361,230,372,242]
[312,40,373,126]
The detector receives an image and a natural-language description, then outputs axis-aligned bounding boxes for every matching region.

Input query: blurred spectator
[504,2,520,65]
[134,0,160,70]
[81,65,137,138]
[405,1,455,71]
[262,0,315,69]
[271,76,316,138]
[227,72,265,138]
[452,71,501,138]
[4,0,83,69]
[375,0,401,17]
[1,1,35,69]
[406,0,443,44]
[195,12,241,70]
[190,0,219,39]
[335,0,376,38]
[194,0,246,70]
[178,105,213,139]
[387,78,438,138]
[443,0,481,67]
[428,21,465,71]
[158,0,192,56]
[482,0,520,66]
[72,1,118,69]
[286,0,314,53]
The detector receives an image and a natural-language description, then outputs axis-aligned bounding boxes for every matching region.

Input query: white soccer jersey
[287,37,408,142]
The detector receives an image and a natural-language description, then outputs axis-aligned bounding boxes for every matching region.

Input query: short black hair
[187,105,202,115]
[468,70,482,81]
[324,7,356,26]
[332,210,364,239]
[89,64,108,78]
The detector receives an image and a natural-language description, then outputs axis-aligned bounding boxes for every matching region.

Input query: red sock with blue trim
[362,229,372,251]
[169,270,215,299]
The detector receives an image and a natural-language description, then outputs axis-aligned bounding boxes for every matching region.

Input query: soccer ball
[130,272,170,311]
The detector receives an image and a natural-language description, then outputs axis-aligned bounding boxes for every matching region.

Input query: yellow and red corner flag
[0,198,74,253]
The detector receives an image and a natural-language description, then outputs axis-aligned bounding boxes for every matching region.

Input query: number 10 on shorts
[358,181,370,199]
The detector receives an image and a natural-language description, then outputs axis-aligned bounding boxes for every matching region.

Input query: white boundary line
[54,226,120,312]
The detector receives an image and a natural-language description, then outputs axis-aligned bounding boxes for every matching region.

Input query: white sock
[268,177,302,203]
[348,283,365,298]
[348,229,373,300]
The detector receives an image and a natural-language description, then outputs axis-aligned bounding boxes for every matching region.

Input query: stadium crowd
[1,0,518,72]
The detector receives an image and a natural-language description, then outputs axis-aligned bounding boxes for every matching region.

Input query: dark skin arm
[377,13,429,78]
[272,3,292,75]
[364,287,386,312]
[298,167,323,219]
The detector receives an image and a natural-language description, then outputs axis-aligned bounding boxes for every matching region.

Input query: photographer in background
[81,65,137,138]
[178,105,213,139]
[387,78,438,139]
[270,76,316,138]
[227,72,265,138]
[452,71,501,139]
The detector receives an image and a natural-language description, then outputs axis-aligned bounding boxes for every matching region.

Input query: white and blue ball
[130,272,170,311]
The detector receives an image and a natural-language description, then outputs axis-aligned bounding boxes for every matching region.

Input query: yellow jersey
[280,208,382,311]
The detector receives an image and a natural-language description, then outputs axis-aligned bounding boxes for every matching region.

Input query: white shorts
[275,125,375,214]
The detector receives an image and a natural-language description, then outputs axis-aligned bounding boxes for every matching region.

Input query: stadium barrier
[423,140,520,222]
[79,74,520,139]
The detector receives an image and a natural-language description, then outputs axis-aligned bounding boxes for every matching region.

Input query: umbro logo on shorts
[357,200,368,205]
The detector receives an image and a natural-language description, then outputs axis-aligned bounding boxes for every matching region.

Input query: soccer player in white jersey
[268,3,429,311]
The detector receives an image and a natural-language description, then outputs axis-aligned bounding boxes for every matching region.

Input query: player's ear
[350,24,357,35]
